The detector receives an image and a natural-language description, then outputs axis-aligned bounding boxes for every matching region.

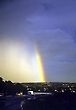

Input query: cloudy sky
[0,0,76,82]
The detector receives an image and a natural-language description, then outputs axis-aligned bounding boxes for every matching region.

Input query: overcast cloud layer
[0,0,76,82]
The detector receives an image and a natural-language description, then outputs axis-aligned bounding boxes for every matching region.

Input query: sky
[0,0,76,82]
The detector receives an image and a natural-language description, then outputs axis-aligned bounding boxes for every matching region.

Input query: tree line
[0,77,27,96]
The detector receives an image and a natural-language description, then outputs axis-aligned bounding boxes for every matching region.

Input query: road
[0,96,26,110]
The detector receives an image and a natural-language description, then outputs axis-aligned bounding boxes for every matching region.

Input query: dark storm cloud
[0,0,76,82]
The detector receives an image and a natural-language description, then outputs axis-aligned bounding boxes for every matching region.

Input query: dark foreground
[22,93,76,110]
[0,93,76,110]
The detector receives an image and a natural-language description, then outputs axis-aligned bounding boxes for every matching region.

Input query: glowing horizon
[0,40,46,82]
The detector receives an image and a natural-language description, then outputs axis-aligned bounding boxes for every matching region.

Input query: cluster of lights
[54,89,64,93]
[27,87,32,91]
[54,89,58,92]
[16,92,23,96]
[54,89,76,93]
[71,90,76,93]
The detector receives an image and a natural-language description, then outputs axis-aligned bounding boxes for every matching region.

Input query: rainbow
[35,47,45,82]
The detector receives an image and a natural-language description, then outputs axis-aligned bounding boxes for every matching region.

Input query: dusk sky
[0,0,76,82]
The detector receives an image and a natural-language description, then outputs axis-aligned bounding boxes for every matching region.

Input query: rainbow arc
[35,47,45,82]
